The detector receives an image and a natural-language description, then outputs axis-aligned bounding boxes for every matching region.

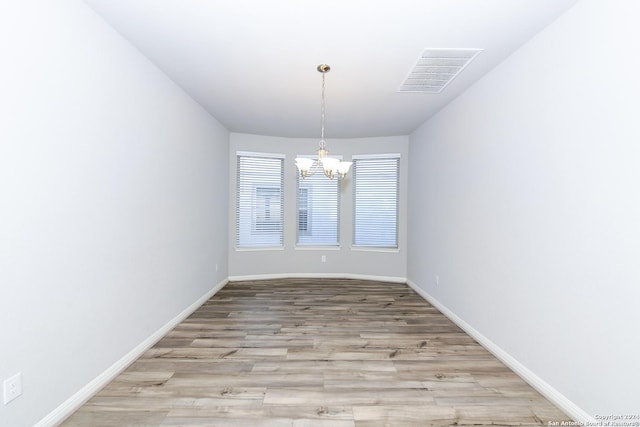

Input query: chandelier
[295,64,352,180]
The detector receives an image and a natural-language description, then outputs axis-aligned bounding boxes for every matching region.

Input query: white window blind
[296,161,340,246]
[236,152,284,248]
[353,154,400,248]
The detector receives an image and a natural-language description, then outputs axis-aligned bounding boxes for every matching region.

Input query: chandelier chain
[320,71,326,149]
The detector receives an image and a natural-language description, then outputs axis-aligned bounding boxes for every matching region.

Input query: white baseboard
[35,279,228,427]
[405,279,594,424]
[228,272,407,284]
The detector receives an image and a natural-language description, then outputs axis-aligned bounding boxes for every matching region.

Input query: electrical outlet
[321,255,326,263]
[434,274,439,286]
[215,263,219,272]
[3,373,22,405]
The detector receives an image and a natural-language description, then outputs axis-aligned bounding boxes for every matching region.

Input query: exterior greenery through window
[353,154,400,248]
[236,152,284,248]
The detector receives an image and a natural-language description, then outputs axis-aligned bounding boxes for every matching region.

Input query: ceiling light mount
[295,64,351,180]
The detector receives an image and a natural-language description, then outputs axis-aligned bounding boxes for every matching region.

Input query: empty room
[1,0,638,426]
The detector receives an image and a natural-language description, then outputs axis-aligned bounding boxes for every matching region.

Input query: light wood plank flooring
[61,278,572,426]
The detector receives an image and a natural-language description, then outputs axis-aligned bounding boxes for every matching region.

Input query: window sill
[235,246,285,252]
[351,246,400,253]
[295,245,341,251]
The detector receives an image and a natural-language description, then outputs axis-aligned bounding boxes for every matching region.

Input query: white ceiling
[85,0,578,138]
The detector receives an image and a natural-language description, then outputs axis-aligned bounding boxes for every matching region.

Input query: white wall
[0,1,229,426]
[229,133,408,281]
[408,0,640,417]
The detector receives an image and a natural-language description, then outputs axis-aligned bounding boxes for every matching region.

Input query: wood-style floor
[61,278,572,426]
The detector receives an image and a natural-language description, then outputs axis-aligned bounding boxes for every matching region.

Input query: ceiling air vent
[399,48,483,94]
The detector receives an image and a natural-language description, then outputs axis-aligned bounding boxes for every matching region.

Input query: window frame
[295,154,341,248]
[352,153,400,250]
[235,151,285,250]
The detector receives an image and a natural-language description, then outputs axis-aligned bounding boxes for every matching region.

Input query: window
[296,160,340,246]
[236,152,284,248]
[297,188,310,235]
[254,187,281,233]
[353,154,400,248]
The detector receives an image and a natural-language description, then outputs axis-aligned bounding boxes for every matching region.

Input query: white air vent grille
[399,48,482,94]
